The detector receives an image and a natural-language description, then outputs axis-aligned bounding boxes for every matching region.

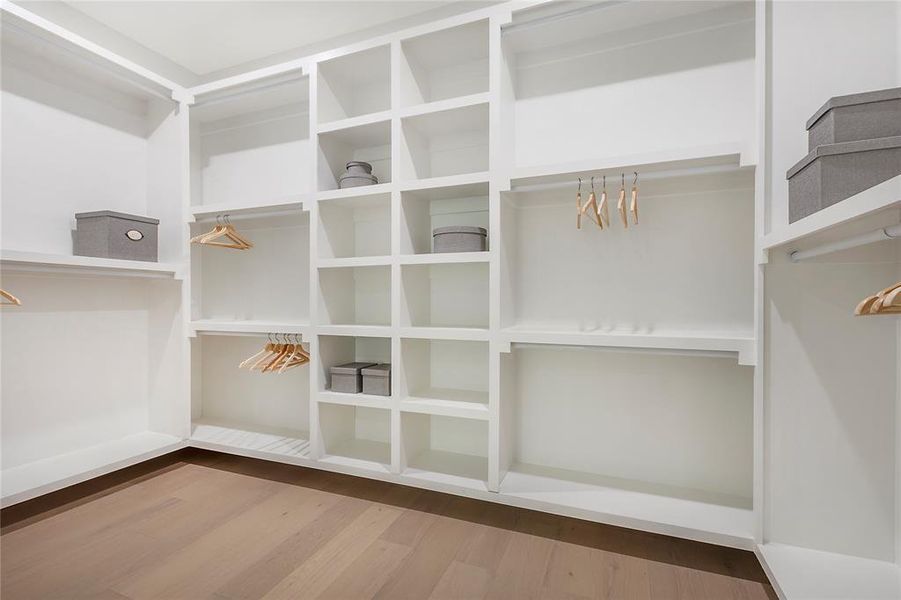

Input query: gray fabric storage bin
[329,362,376,394]
[807,87,901,149]
[433,226,487,253]
[361,364,391,396]
[787,136,901,223]
[74,211,159,262]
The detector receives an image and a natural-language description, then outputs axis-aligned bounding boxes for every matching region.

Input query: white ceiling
[54,1,481,77]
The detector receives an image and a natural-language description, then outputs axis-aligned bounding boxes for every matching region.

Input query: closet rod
[511,164,743,193]
[789,223,901,262]
[193,209,302,223]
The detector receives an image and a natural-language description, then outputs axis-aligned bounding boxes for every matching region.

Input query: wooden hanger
[191,216,253,249]
[0,289,21,306]
[577,178,602,229]
[239,334,276,368]
[597,176,610,228]
[617,173,628,228]
[855,281,901,315]
[630,171,639,225]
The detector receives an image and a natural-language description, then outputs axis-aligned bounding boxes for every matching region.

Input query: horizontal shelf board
[320,439,391,473]
[757,543,901,600]
[190,319,310,336]
[501,467,754,549]
[1,431,185,507]
[318,391,392,410]
[398,326,490,341]
[400,393,489,420]
[502,324,756,365]
[317,110,392,134]
[398,172,491,193]
[317,256,392,268]
[399,252,489,265]
[316,183,395,203]
[190,421,311,461]
[317,325,392,338]
[405,450,489,492]
[0,250,182,280]
[760,173,901,253]
[190,195,307,221]
[509,143,752,190]
[398,92,490,120]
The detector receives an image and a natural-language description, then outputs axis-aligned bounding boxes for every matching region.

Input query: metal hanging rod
[192,208,302,224]
[511,163,744,194]
[790,223,901,262]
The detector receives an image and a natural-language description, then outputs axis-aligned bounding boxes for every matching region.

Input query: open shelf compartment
[190,212,310,323]
[398,19,489,107]
[318,404,391,471]
[318,120,391,191]
[318,265,391,326]
[400,262,488,329]
[400,181,489,255]
[398,338,488,419]
[318,192,391,259]
[317,45,390,124]
[401,412,488,490]
[317,334,392,402]
[398,103,488,181]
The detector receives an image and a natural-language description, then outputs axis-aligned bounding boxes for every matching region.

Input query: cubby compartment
[502,1,755,169]
[400,262,488,329]
[398,103,488,181]
[318,192,391,259]
[190,334,311,460]
[318,404,391,470]
[401,412,488,488]
[190,76,310,208]
[500,169,755,338]
[318,265,391,326]
[317,335,391,398]
[399,338,488,413]
[317,45,390,124]
[499,344,754,540]
[398,19,489,106]
[190,212,310,324]
[318,120,391,191]
[400,182,489,255]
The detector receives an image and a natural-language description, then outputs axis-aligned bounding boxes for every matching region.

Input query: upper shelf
[190,196,307,222]
[0,250,182,280]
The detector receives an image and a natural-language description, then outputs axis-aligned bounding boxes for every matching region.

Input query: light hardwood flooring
[1,449,776,599]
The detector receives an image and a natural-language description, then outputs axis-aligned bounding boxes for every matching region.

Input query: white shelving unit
[5,3,899,597]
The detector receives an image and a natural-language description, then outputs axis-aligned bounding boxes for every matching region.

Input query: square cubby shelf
[400,181,488,255]
[319,265,391,326]
[318,192,391,259]
[317,45,390,124]
[400,262,488,329]
[318,120,391,191]
[398,103,488,181]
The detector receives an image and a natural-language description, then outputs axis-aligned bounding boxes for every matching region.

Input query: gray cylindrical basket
[339,161,379,188]
[432,226,487,253]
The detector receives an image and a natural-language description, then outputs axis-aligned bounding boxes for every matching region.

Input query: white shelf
[761,174,901,254]
[190,196,307,221]
[398,171,490,193]
[0,250,182,279]
[1,431,185,507]
[756,543,901,600]
[317,324,392,338]
[399,252,489,265]
[510,143,753,189]
[319,439,391,473]
[404,449,490,492]
[190,421,311,462]
[398,93,490,120]
[316,183,395,203]
[398,326,490,341]
[501,468,755,549]
[318,256,392,269]
[502,324,757,366]
[190,319,310,336]
[317,110,393,134]
[400,393,489,421]
[318,391,391,410]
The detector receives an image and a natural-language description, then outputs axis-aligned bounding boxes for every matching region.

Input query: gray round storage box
[432,226,487,253]
[338,161,379,189]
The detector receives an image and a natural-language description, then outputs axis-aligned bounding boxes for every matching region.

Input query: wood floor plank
[483,532,556,600]
[428,560,492,600]
[315,539,411,600]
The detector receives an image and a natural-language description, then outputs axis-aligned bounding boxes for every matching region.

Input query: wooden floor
[1,449,776,600]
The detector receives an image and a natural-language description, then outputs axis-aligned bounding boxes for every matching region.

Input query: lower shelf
[319,439,391,474]
[404,449,489,492]
[500,466,755,549]
[1,431,185,507]
[190,421,311,462]
[757,543,901,600]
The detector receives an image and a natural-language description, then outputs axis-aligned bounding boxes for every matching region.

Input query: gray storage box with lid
[433,226,487,253]
[74,211,159,262]
[807,87,901,149]
[787,136,901,223]
[329,362,376,394]
[339,161,379,189]
[361,364,391,396]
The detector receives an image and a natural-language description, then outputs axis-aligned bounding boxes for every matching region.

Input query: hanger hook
[590,176,595,191]
[602,175,606,190]
[633,171,639,185]
[577,177,582,192]
[621,172,625,187]
[216,214,222,226]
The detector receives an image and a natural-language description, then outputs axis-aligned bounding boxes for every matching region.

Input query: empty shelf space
[0,250,181,279]
[318,265,391,326]
[398,19,488,107]
[400,262,489,329]
[398,102,488,181]
[401,412,488,487]
[1,431,184,507]
[190,420,311,461]
[318,120,391,191]
[317,45,390,124]
[318,403,391,470]
[398,338,488,419]
[400,181,489,255]
[318,192,391,259]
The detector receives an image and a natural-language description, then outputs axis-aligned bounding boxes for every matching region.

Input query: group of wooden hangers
[0,289,21,306]
[855,281,901,315]
[191,215,254,249]
[577,172,639,230]
[238,334,310,373]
